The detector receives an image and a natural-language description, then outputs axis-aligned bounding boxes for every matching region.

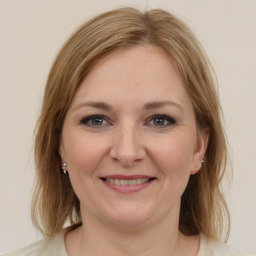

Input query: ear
[190,127,209,175]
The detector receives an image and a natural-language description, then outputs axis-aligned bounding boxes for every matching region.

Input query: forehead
[70,45,192,110]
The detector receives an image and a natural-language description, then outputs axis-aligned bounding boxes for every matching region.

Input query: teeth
[105,178,151,185]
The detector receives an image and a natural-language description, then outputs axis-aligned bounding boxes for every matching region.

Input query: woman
[3,7,253,256]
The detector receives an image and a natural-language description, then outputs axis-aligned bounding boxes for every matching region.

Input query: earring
[61,162,68,174]
[196,160,205,171]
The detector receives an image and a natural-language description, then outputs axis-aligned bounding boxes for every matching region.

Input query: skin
[60,45,208,256]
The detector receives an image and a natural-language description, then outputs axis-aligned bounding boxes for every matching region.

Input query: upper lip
[100,175,155,180]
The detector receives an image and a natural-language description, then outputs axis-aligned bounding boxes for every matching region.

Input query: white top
[2,231,254,256]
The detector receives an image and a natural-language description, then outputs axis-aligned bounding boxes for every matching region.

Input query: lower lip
[102,180,154,193]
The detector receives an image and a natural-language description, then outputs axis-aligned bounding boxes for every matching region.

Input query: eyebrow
[72,101,112,112]
[72,100,183,112]
[143,101,184,112]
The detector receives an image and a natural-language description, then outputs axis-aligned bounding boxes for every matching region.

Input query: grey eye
[91,117,105,125]
[153,117,167,126]
[148,115,176,127]
[80,115,108,126]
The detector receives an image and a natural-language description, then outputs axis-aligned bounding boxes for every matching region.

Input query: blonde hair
[32,7,230,240]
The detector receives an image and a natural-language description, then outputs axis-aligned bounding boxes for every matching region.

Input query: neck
[65,204,200,256]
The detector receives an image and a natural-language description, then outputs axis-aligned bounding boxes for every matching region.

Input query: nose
[109,123,146,167]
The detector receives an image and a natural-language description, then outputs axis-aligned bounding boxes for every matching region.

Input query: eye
[80,115,109,127]
[148,115,176,127]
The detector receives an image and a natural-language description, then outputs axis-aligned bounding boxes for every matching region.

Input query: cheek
[148,134,195,177]
[62,130,109,176]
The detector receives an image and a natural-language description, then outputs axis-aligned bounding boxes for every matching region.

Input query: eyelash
[79,114,176,128]
[147,114,176,127]
[80,115,108,127]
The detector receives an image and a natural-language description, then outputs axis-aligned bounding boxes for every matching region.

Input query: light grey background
[0,0,255,254]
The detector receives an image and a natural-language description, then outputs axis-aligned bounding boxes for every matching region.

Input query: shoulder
[199,234,254,256]
[1,232,67,256]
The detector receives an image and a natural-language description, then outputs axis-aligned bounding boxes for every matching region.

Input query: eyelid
[79,114,176,128]
[146,114,176,127]
[80,114,111,126]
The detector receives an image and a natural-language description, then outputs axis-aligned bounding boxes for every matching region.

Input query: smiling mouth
[101,177,155,186]
[100,176,156,193]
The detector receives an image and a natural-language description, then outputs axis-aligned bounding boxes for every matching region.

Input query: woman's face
[60,45,208,228]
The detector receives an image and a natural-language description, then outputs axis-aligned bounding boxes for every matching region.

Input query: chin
[99,202,158,229]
